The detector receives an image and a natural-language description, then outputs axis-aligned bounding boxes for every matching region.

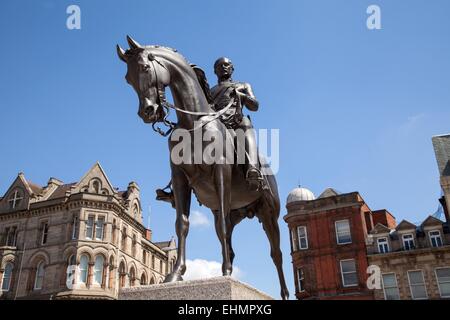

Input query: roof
[318,188,341,199]
[47,183,77,200]
[27,181,43,194]
[432,134,450,177]
[154,241,171,249]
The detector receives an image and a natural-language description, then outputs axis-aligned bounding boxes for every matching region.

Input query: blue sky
[1,0,450,299]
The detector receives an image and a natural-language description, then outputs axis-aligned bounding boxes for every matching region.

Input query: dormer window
[402,234,415,251]
[8,189,24,209]
[377,237,390,253]
[429,230,443,248]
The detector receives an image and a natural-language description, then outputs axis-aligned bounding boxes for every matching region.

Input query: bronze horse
[117,36,289,299]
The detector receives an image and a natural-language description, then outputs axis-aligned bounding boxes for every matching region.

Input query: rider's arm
[238,83,259,112]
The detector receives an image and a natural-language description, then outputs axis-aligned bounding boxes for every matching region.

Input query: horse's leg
[213,164,232,276]
[164,166,191,283]
[257,203,290,300]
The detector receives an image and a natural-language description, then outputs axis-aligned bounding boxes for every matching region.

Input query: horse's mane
[190,64,214,105]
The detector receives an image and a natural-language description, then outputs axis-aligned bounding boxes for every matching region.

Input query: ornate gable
[71,162,117,196]
[0,173,38,213]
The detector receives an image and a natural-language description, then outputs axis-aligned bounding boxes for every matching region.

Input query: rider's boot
[246,166,264,191]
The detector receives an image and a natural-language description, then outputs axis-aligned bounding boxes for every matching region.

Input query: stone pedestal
[119,276,273,300]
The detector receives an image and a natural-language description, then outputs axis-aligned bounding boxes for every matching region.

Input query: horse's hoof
[164,272,183,283]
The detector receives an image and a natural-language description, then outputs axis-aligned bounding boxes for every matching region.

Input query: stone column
[0,268,4,290]
[101,264,108,289]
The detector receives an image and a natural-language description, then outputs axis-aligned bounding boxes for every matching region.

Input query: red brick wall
[289,205,373,300]
[372,210,397,229]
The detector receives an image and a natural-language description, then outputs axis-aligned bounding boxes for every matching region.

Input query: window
[6,226,18,247]
[40,222,49,245]
[340,259,358,287]
[66,255,76,286]
[85,216,94,239]
[112,219,117,244]
[297,268,305,292]
[129,268,136,287]
[71,216,79,240]
[94,256,104,285]
[79,255,89,284]
[402,234,415,251]
[382,273,400,300]
[436,268,450,298]
[151,255,155,269]
[34,261,45,290]
[133,205,139,220]
[8,189,23,209]
[143,250,147,264]
[297,226,308,250]
[95,217,105,241]
[291,229,297,251]
[377,237,389,253]
[429,230,443,248]
[121,227,127,250]
[407,270,427,299]
[160,260,164,274]
[132,235,137,257]
[2,263,13,291]
[335,220,352,244]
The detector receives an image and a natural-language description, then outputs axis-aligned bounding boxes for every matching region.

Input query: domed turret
[286,187,316,204]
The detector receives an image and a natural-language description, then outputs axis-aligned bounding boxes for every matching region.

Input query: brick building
[284,187,374,300]
[0,163,177,300]
[285,133,450,300]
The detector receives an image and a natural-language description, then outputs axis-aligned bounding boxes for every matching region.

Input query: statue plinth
[119,276,274,300]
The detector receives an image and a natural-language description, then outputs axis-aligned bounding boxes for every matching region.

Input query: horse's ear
[127,35,142,50]
[117,45,127,63]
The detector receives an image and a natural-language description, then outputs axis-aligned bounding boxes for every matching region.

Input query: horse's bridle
[148,54,237,137]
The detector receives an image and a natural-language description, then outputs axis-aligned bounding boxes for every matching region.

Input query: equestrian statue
[117,36,289,300]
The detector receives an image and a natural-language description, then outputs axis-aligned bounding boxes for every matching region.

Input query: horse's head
[117,36,170,124]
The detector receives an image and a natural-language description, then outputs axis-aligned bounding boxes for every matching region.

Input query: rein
[148,56,237,137]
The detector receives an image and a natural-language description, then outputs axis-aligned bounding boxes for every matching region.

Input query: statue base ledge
[118,276,274,300]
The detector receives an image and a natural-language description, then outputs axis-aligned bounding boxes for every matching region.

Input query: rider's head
[214,57,234,81]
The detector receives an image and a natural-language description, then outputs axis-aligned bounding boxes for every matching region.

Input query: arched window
[79,255,89,284]
[133,205,139,220]
[129,267,135,287]
[34,261,45,290]
[140,273,147,285]
[94,255,104,285]
[119,262,126,288]
[92,180,100,194]
[2,262,13,291]
[150,277,155,285]
[66,255,76,286]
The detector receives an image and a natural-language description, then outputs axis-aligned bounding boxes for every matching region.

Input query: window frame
[79,255,89,284]
[71,216,79,240]
[1,262,14,292]
[402,233,415,251]
[340,259,358,287]
[34,261,45,290]
[335,219,352,245]
[435,267,450,298]
[407,270,428,300]
[297,267,305,293]
[95,216,105,241]
[85,216,95,240]
[297,226,308,250]
[377,237,390,254]
[429,230,443,248]
[381,273,400,300]
[291,228,298,252]
[93,255,104,285]
[40,222,49,245]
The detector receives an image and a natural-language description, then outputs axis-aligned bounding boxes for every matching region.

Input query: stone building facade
[0,163,177,300]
